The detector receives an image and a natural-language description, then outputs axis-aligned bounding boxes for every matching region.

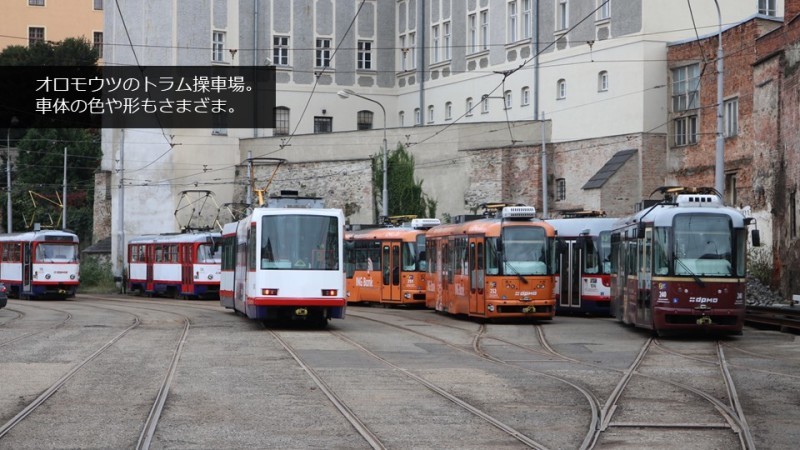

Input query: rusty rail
[745,305,800,333]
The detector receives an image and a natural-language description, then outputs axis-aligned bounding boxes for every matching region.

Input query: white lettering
[355,277,374,287]
[688,297,718,304]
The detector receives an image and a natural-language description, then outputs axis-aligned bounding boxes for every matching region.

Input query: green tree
[13,128,101,244]
[0,38,98,66]
[372,144,437,220]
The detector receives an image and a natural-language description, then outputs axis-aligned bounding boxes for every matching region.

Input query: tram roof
[619,203,747,228]
[426,217,555,238]
[128,231,221,244]
[546,217,619,237]
[0,229,79,243]
[345,227,426,242]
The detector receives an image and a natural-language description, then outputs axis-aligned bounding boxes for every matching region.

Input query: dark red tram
[609,187,760,335]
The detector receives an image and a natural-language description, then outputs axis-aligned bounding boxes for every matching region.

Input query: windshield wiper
[500,253,528,284]
[675,258,705,288]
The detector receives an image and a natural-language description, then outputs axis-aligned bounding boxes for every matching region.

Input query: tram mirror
[751,229,761,247]
[496,240,504,253]
[637,223,646,239]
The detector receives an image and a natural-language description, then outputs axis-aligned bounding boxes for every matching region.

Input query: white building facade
[102,0,783,274]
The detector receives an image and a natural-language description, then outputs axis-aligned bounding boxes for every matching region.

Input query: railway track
[745,305,800,332]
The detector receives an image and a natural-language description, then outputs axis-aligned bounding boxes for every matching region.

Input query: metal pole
[63,146,67,230]
[534,0,539,120]
[713,0,725,199]
[381,109,388,218]
[246,150,253,206]
[6,127,11,233]
[118,129,125,283]
[541,111,548,218]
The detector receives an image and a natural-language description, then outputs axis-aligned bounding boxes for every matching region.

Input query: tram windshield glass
[498,226,549,275]
[584,231,612,275]
[35,243,79,262]
[672,215,740,277]
[197,242,221,263]
[260,214,340,270]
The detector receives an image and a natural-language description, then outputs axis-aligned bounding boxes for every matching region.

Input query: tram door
[180,244,193,295]
[381,243,401,302]
[557,239,582,309]
[637,229,653,325]
[468,238,485,314]
[146,245,155,292]
[22,243,32,295]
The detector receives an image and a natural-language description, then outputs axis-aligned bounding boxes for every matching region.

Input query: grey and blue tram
[609,187,759,335]
[547,216,617,315]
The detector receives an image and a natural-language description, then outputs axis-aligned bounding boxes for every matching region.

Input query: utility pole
[713,0,725,199]
[62,146,67,230]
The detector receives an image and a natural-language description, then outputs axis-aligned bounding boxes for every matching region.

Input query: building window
[597,0,610,20]
[443,21,451,60]
[673,115,698,146]
[274,107,290,136]
[480,10,489,50]
[357,40,373,70]
[758,0,776,16]
[428,105,435,123]
[556,178,566,201]
[521,87,530,106]
[314,116,332,133]
[93,31,103,58]
[432,25,440,63]
[557,79,566,99]
[212,31,225,62]
[522,0,532,38]
[28,27,44,45]
[504,90,512,109]
[273,35,289,66]
[445,101,452,120]
[598,70,608,92]
[93,0,103,10]
[414,108,421,125]
[508,1,518,43]
[724,98,738,137]
[672,63,700,111]
[399,111,405,127]
[481,94,489,113]
[558,0,569,31]
[316,38,332,67]
[409,32,416,69]
[212,113,228,136]
[468,14,477,53]
[357,110,373,130]
[29,0,44,6]
[399,35,408,71]
[466,97,474,116]
[725,172,737,206]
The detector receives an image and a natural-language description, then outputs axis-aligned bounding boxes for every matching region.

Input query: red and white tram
[609,187,760,335]
[0,229,80,299]
[127,232,221,299]
[220,207,346,327]
[425,205,557,321]
[548,216,617,315]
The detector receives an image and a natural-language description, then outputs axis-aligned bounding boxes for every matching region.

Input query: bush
[747,247,772,287]
[80,257,116,292]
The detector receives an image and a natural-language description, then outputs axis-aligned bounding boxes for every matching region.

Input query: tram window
[402,242,416,271]
[653,228,669,275]
[155,246,164,262]
[584,238,599,274]
[485,238,500,275]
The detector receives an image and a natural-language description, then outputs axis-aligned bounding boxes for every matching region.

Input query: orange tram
[345,218,440,306]
[425,205,557,321]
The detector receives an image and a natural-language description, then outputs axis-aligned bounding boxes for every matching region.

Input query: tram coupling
[295,308,308,317]
[522,306,538,314]
[696,316,713,325]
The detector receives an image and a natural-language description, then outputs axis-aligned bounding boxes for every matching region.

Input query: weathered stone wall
[92,170,112,244]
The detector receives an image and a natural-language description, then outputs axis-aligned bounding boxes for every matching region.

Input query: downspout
[253,0,259,138]
[418,0,425,125]
[534,0,539,120]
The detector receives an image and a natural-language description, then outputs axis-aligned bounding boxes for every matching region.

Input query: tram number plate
[522,306,537,314]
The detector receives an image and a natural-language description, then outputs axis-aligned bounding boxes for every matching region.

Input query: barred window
[357,110,373,130]
[274,107,290,136]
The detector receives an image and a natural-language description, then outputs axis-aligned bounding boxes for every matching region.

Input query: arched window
[504,90,512,109]
[357,110,374,130]
[557,79,566,99]
[445,101,452,120]
[274,106,290,135]
[399,111,405,127]
[598,71,608,92]
[466,97,474,116]
[481,94,489,113]
[521,86,530,106]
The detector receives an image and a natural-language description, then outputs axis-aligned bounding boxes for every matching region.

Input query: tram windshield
[497,226,549,275]
[197,242,221,263]
[260,214,340,270]
[35,243,79,262]
[583,232,612,275]
[671,215,741,277]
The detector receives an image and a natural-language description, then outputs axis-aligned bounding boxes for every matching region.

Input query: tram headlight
[70,274,76,280]
[262,288,278,296]
[45,274,51,280]
[208,274,213,280]
[321,289,338,297]
[487,304,495,312]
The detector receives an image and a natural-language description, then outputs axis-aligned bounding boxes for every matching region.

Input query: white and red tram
[0,229,80,299]
[220,207,346,327]
[127,232,221,299]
